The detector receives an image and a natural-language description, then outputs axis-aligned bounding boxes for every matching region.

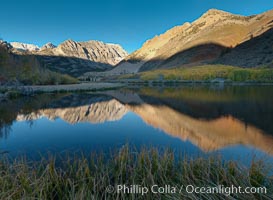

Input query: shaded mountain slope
[217,28,273,67]
[111,9,273,74]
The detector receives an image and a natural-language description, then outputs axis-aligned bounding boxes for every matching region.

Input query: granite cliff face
[112,9,273,73]
[39,40,128,66]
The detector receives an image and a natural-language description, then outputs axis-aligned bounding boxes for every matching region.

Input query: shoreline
[1,81,273,97]
[0,82,125,95]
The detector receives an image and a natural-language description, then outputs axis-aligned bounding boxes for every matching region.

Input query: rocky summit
[40,42,56,50]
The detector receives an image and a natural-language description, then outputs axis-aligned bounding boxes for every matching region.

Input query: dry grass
[0,146,272,199]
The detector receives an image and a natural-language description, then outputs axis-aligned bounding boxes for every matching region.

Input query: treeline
[0,44,78,85]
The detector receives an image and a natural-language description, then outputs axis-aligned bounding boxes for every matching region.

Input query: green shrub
[228,70,251,81]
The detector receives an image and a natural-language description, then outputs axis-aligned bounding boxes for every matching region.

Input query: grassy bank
[0,147,272,199]
[136,65,273,82]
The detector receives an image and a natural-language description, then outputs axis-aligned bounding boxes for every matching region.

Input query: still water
[0,86,273,163]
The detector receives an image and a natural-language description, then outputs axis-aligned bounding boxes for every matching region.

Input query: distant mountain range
[10,42,57,51]
[9,40,128,77]
[2,8,273,80]
[10,42,40,51]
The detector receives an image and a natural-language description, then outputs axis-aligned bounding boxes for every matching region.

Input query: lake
[1,85,273,164]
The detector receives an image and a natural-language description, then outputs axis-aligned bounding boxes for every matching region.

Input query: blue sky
[0,0,272,53]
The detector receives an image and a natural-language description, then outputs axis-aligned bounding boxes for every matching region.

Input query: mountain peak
[204,9,231,16]
[41,42,56,50]
[62,39,77,44]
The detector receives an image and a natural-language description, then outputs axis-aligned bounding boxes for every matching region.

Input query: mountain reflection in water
[0,86,273,158]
